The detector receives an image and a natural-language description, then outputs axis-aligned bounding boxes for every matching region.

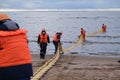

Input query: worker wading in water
[37,28,50,59]
[102,24,107,32]
[81,28,86,41]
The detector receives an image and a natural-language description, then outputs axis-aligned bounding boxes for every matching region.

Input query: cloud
[0,0,120,9]
[22,2,36,8]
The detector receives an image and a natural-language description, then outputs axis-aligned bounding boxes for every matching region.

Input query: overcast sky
[0,0,120,9]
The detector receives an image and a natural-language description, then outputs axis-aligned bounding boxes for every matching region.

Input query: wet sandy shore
[32,54,120,80]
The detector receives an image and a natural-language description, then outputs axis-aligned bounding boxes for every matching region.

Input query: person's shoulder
[46,33,49,35]
[56,32,61,35]
[45,33,49,36]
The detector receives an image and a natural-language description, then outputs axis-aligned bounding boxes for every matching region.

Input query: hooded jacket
[0,29,33,80]
[0,14,32,80]
[0,29,32,67]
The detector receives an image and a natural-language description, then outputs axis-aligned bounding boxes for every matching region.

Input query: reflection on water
[2,11,120,56]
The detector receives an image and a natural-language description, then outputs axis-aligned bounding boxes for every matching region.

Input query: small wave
[29,40,120,44]
[29,40,77,43]
[88,52,120,56]
[87,35,120,38]
[85,40,120,44]
[29,40,37,42]
[61,16,111,19]
[62,41,76,43]
[66,17,87,19]
[70,52,79,54]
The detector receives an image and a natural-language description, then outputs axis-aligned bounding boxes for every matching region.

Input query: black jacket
[0,64,33,80]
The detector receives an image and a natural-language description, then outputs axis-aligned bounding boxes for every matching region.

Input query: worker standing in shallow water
[102,24,107,32]
[37,28,50,59]
[53,32,64,54]
[0,14,33,80]
[81,28,86,41]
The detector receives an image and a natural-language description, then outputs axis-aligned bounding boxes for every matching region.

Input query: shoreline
[32,53,120,80]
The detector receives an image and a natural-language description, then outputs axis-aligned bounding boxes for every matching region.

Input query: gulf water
[1,11,120,56]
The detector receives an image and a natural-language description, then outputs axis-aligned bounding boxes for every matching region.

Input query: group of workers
[81,24,107,40]
[37,28,63,59]
[0,14,64,80]
[0,13,107,80]
[37,24,107,59]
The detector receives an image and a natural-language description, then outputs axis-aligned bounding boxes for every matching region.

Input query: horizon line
[0,8,120,12]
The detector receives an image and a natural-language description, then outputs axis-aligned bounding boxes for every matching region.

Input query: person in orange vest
[0,14,33,80]
[37,28,50,59]
[102,24,107,32]
[53,32,63,54]
[81,28,86,41]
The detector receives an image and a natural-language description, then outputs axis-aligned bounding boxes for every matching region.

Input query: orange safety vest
[81,29,86,40]
[0,29,32,68]
[53,34,60,42]
[81,29,86,35]
[102,25,106,32]
[39,33,48,43]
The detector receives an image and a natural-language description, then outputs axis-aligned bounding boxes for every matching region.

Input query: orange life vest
[81,29,86,40]
[0,29,32,68]
[81,29,86,35]
[53,34,60,42]
[39,33,48,43]
[102,25,107,32]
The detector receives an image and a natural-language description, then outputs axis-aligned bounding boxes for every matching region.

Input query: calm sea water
[1,11,120,56]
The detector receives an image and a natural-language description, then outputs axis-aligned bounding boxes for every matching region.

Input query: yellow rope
[63,35,83,53]
[31,29,103,80]
[31,49,60,80]
[87,29,103,37]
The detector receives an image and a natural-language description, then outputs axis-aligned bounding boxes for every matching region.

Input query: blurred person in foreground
[0,14,33,80]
